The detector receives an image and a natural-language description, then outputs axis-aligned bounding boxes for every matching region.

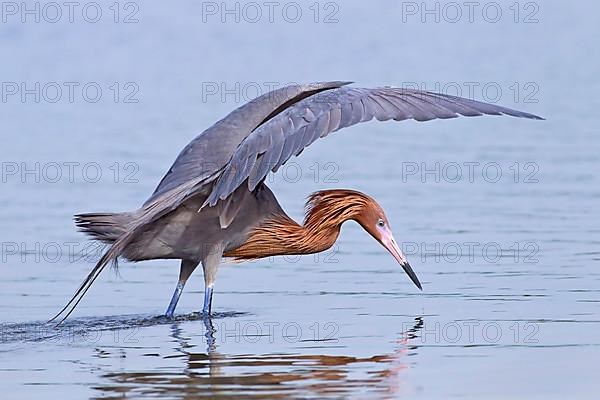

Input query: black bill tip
[401,261,422,290]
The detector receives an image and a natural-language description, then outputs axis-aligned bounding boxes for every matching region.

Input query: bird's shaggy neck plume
[224,190,373,260]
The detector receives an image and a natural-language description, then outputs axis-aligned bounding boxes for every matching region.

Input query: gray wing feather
[204,87,543,206]
[327,106,342,131]
[144,81,351,205]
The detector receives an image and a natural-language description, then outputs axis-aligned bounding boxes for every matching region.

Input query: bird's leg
[165,259,199,318]
[202,284,214,315]
[201,246,223,317]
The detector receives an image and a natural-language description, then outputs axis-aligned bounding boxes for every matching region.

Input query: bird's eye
[377,219,385,228]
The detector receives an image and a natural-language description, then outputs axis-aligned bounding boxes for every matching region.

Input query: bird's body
[103,184,281,263]
[52,81,542,323]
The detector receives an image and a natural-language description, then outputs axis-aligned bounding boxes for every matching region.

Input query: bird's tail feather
[49,212,133,324]
[55,188,190,324]
[48,229,136,325]
[74,212,133,244]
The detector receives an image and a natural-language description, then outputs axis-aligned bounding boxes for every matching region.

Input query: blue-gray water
[1,1,599,398]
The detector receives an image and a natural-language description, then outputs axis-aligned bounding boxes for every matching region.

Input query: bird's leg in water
[165,259,199,318]
[201,247,223,317]
[202,285,214,315]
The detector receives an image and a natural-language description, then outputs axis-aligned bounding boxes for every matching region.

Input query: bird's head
[305,189,422,290]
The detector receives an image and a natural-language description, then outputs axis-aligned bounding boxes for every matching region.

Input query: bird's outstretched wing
[203,86,543,206]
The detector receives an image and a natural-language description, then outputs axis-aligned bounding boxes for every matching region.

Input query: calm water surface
[1,1,599,398]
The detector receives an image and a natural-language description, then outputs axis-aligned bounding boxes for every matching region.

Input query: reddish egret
[50,81,542,323]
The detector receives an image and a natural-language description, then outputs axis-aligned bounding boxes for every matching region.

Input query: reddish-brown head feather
[224,189,389,260]
[225,188,423,291]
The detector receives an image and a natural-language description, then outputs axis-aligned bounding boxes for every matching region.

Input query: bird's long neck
[223,213,341,260]
[224,190,371,261]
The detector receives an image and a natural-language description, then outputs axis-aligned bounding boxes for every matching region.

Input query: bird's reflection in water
[94,316,424,399]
